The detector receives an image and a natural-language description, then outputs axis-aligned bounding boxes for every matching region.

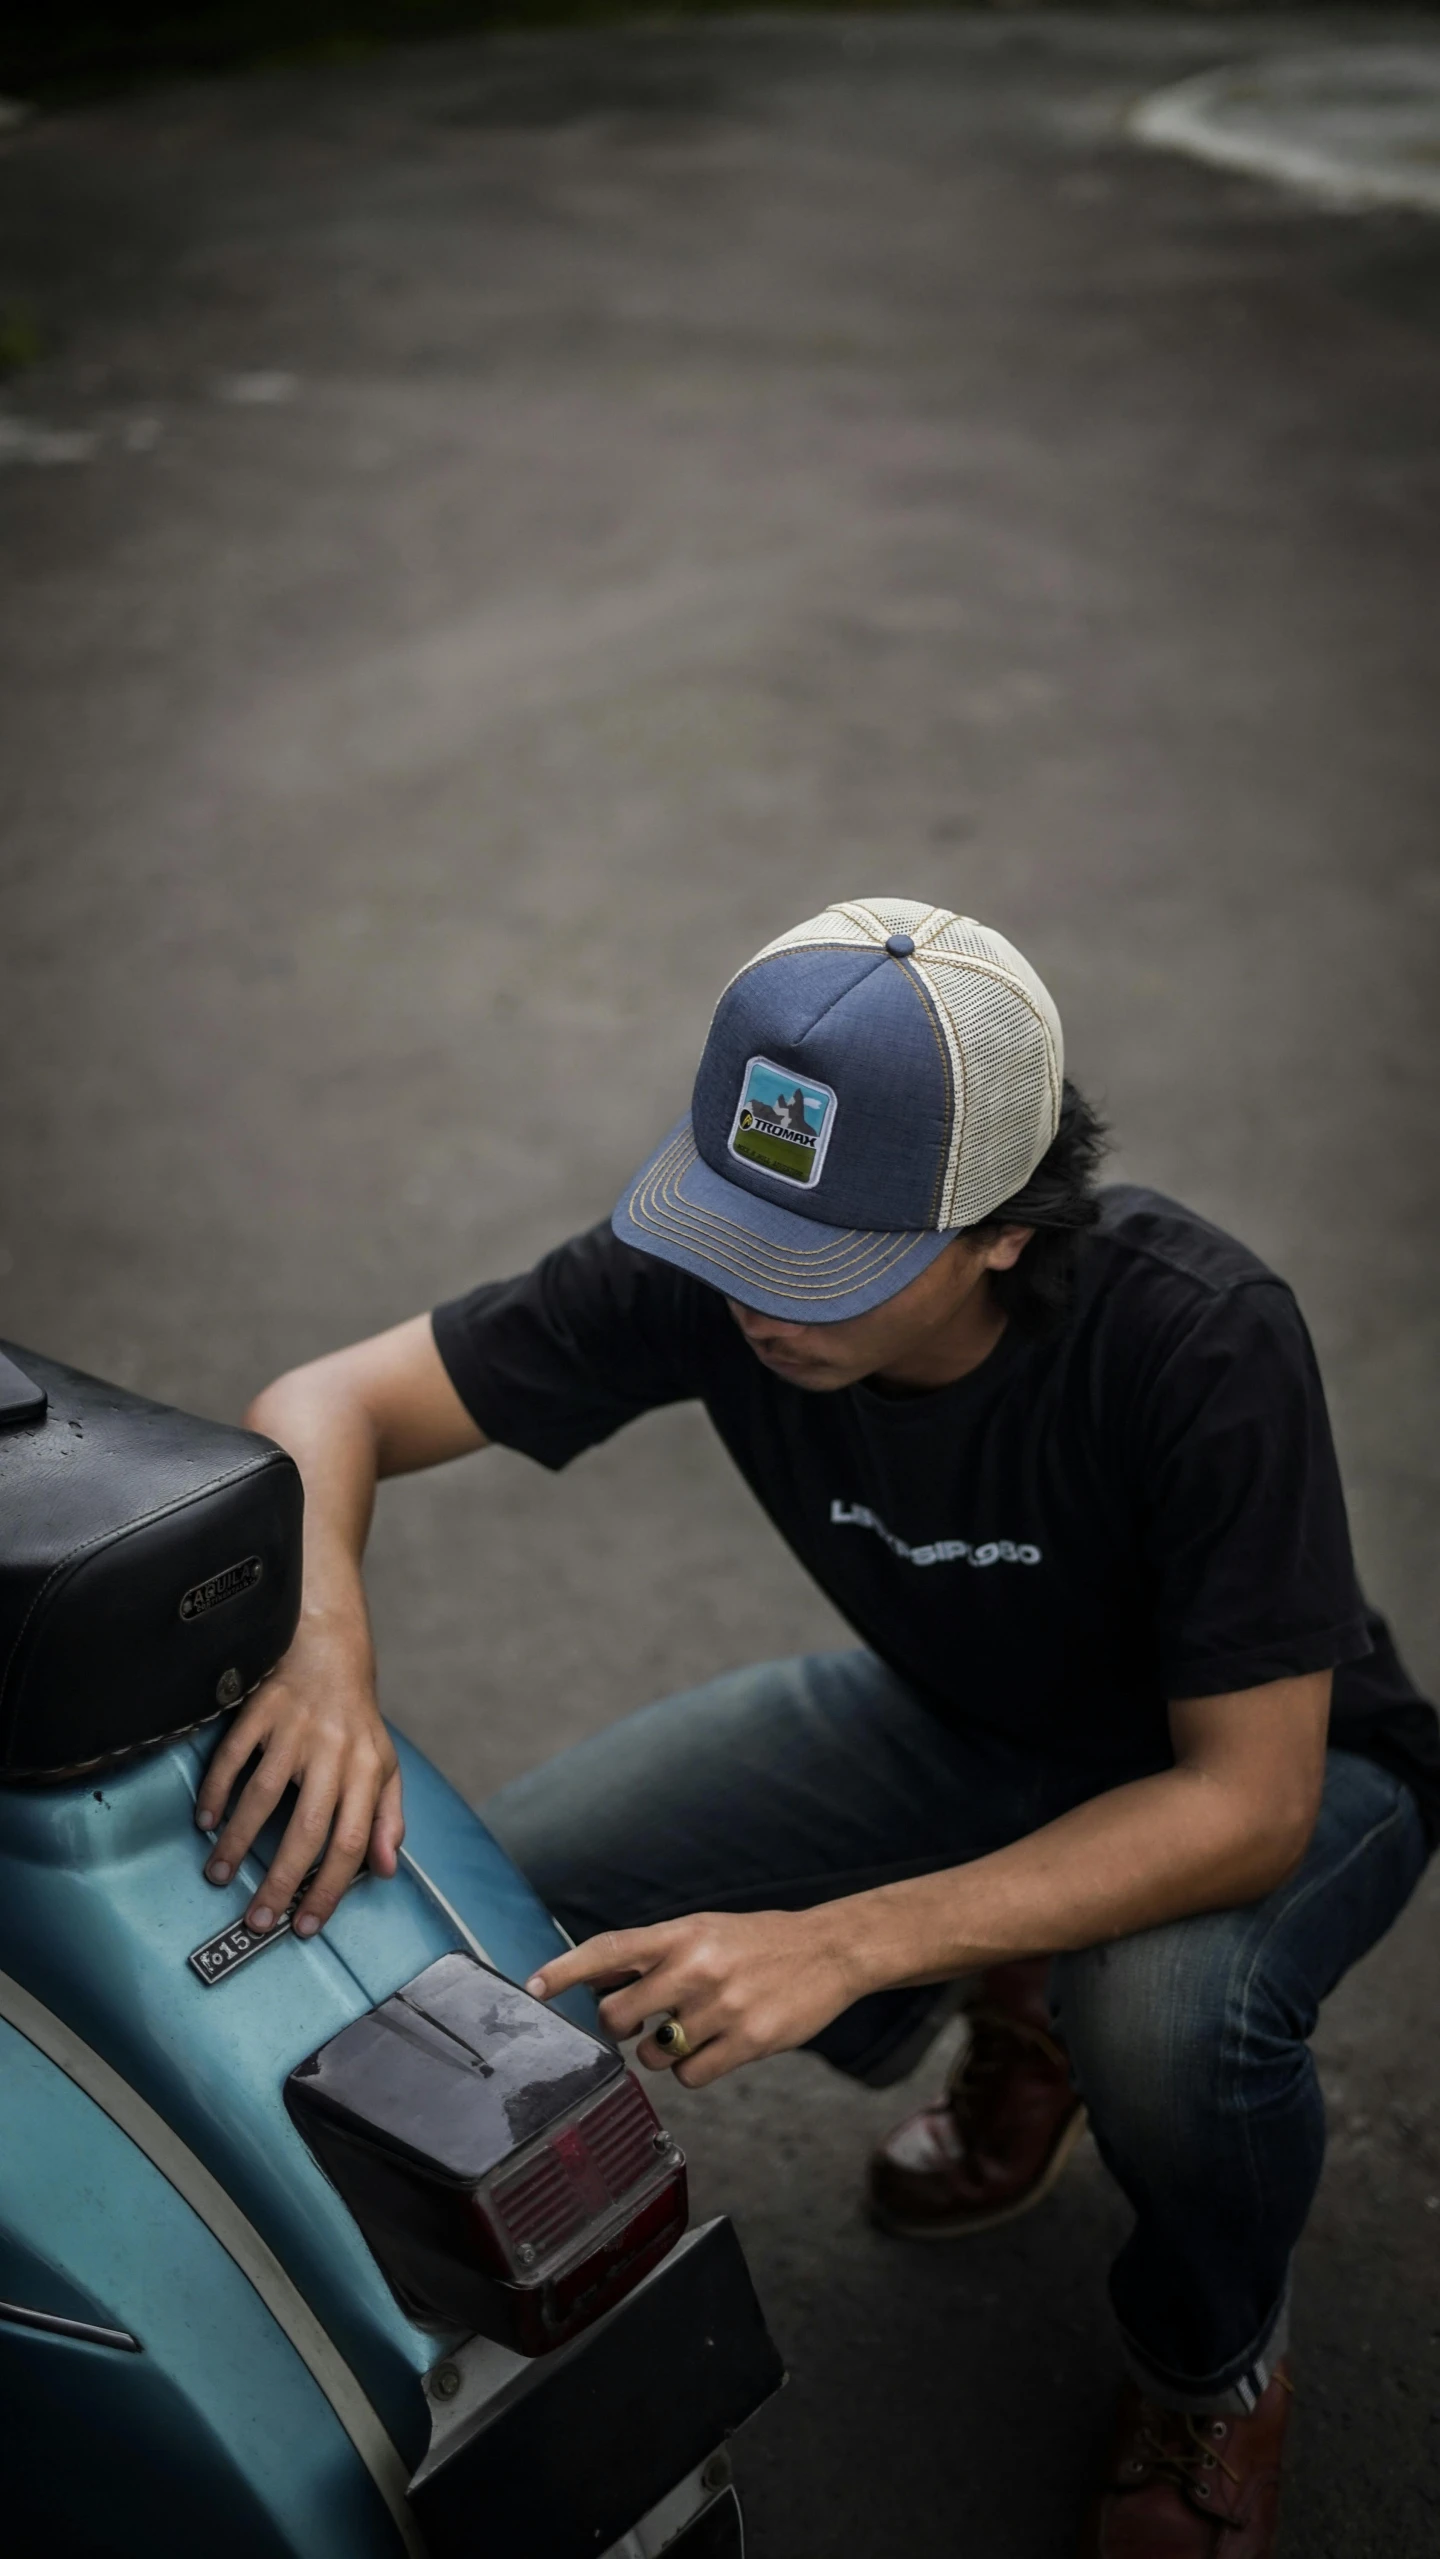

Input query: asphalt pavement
[2,15,1438,2555]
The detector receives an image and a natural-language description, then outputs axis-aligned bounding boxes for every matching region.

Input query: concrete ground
[2,13,1438,2553]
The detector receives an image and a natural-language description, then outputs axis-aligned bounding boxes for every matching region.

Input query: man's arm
[528,1671,1331,2088]
[197,1315,486,1936]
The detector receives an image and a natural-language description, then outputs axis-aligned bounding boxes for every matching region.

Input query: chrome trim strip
[0,1965,425,2557]
[0,2297,142,2352]
[397,1846,498,1970]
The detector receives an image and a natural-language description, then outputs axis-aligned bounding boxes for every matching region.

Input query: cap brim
[612,1115,954,1323]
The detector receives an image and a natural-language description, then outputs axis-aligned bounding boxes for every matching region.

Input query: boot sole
[867,2102,1090,2241]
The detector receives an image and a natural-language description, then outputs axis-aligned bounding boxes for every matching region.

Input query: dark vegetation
[0,0,1391,108]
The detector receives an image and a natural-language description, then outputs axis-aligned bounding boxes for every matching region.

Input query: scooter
[0,1340,783,2558]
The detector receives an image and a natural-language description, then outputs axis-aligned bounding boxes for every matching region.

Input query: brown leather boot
[1077,2362,1293,2557]
[866,1956,1086,2237]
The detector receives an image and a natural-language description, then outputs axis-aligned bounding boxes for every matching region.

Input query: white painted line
[0,417,99,467]
[1131,46,1440,216]
[215,371,300,406]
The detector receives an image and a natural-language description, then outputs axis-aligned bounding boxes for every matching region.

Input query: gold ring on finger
[653,2013,694,2063]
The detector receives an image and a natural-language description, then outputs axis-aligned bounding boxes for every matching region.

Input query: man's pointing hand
[526,1907,864,2089]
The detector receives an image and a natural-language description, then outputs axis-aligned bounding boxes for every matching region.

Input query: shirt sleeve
[1136,1279,1373,1701]
[431,1223,704,1470]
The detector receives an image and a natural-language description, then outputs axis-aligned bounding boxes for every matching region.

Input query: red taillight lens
[469,2071,688,2351]
[486,2141,589,2263]
[583,2071,672,2192]
[488,2073,666,2265]
[479,2152,688,2357]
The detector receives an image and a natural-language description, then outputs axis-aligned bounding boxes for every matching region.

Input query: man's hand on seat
[195,1619,403,1937]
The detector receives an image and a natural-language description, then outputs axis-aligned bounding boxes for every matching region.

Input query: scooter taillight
[285,1952,688,2355]
[489,2070,665,2257]
[460,2067,689,2353]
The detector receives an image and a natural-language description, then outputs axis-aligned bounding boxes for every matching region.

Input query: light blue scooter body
[0,2011,394,2556]
[0,1722,600,2556]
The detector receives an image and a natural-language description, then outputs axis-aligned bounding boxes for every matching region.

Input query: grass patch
[0,303,42,375]
[733,1123,818,1184]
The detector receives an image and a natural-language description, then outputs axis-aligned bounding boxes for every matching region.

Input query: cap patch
[728,1056,837,1188]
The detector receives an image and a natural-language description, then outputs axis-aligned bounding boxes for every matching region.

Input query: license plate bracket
[407,2218,782,2559]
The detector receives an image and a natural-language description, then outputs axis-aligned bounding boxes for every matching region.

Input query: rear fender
[0,2011,409,2559]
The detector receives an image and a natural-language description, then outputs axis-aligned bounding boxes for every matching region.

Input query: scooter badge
[188,1869,322,1985]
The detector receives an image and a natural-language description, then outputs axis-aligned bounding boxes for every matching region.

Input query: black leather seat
[0,1342,302,1780]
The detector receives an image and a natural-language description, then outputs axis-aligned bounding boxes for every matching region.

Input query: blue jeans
[485,1649,1428,2412]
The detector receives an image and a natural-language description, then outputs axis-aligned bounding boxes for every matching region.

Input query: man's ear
[979,1224,1034,1273]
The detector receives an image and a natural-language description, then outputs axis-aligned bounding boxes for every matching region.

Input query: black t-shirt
[433,1185,1440,1844]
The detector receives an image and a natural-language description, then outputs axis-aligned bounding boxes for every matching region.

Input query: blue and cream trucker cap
[612,898,1063,1322]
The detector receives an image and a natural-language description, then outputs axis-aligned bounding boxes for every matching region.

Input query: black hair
[963,1079,1109,1335]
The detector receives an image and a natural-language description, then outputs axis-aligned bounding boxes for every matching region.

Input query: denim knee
[1051,1907,1318,2177]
